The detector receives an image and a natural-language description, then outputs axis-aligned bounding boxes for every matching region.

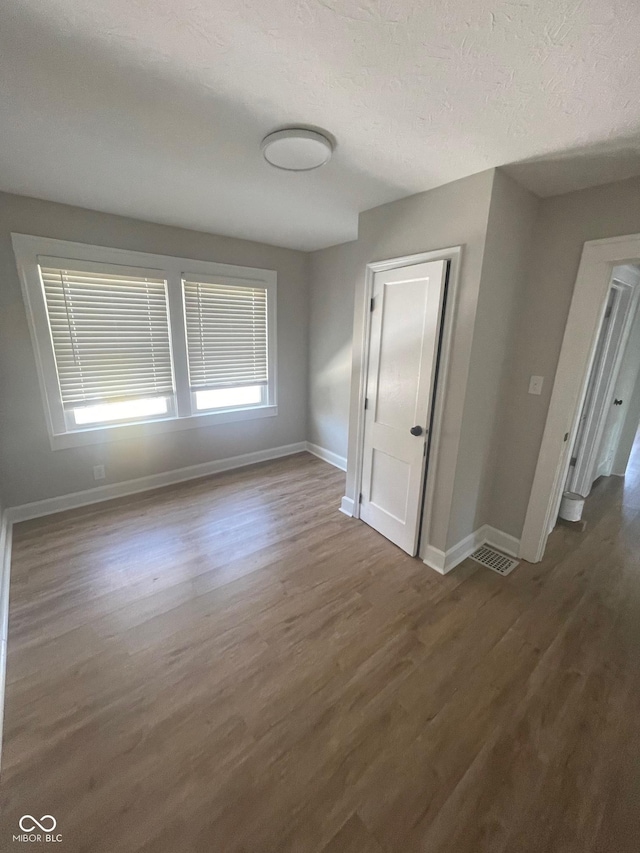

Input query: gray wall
[452,170,539,545]
[307,240,359,459]
[309,170,498,551]
[472,171,540,539]
[490,175,640,539]
[0,192,309,507]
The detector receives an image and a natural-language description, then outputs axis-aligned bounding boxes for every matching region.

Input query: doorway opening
[521,232,640,563]
[559,265,640,526]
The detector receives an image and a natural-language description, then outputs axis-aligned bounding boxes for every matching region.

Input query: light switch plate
[528,375,544,395]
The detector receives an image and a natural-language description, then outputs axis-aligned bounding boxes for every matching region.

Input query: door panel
[360,260,447,555]
[375,278,426,428]
[370,449,411,523]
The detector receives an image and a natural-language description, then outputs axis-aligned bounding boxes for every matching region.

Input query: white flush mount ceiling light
[261,128,333,171]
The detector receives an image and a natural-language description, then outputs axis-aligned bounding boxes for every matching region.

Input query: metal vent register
[470,545,519,576]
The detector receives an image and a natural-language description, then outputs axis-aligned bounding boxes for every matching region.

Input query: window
[40,264,176,429]
[183,277,269,412]
[12,235,277,449]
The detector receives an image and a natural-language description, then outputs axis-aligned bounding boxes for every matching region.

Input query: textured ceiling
[1,0,640,250]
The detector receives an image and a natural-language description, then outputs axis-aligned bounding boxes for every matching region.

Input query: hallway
[573,421,640,523]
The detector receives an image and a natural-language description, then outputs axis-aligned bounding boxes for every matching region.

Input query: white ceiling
[1,0,640,251]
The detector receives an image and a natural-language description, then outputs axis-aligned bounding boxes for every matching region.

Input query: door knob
[614,398,624,406]
[410,425,423,436]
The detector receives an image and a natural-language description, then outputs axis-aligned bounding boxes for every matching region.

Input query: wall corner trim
[423,524,520,574]
[422,544,448,574]
[5,442,308,524]
[340,496,355,517]
[305,442,347,471]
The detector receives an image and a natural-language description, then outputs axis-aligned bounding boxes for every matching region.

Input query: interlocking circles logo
[13,815,62,843]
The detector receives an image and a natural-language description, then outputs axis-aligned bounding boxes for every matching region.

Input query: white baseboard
[0,511,12,771]
[423,524,521,574]
[482,525,520,558]
[305,442,350,516]
[6,441,307,524]
[340,496,355,517]
[422,544,447,574]
[305,442,347,472]
[423,527,486,574]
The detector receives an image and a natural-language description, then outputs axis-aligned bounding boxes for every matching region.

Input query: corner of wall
[447,168,540,548]
[307,238,359,466]
[437,170,497,551]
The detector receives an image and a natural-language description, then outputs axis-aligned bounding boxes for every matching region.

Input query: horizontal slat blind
[40,266,174,407]
[183,279,268,390]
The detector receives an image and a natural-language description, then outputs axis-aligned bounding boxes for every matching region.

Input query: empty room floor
[2,451,640,852]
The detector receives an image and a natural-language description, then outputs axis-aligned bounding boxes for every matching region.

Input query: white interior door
[568,280,636,496]
[595,394,627,479]
[360,260,447,555]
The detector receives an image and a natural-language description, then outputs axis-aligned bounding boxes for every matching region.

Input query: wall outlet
[528,375,544,396]
[93,464,106,481]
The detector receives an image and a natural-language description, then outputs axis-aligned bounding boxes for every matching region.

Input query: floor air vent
[470,545,519,576]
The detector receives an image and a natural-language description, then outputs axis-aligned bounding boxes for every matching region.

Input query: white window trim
[12,234,278,451]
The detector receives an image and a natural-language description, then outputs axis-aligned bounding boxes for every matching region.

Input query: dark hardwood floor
[2,446,640,852]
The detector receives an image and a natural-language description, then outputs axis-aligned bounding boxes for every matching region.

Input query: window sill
[48,405,278,450]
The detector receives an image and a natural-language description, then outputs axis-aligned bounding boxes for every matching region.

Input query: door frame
[350,246,462,561]
[520,232,640,563]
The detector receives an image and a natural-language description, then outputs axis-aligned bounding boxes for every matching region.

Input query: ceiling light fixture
[261,128,333,171]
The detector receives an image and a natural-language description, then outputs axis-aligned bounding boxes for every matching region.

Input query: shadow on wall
[311,343,354,456]
[503,132,640,198]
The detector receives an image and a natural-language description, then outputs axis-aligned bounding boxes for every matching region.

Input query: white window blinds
[40,266,174,408]
[183,279,268,390]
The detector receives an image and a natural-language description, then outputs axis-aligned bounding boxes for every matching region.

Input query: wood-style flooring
[2,448,640,852]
